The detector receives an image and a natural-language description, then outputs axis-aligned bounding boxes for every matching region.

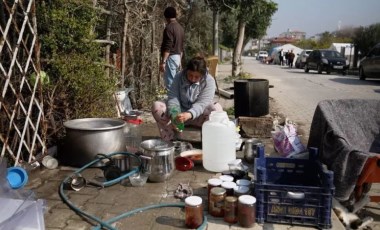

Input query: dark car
[304,49,349,75]
[359,43,380,80]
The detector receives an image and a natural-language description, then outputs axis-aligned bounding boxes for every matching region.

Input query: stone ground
[19,62,378,230]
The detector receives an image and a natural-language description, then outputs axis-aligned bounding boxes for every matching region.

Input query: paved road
[239,57,380,141]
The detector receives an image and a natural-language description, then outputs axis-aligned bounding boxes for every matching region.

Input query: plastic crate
[254,147,335,229]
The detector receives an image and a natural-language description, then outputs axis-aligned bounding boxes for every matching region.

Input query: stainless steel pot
[61,118,126,167]
[139,139,175,182]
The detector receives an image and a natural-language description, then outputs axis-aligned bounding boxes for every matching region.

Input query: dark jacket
[161,21,184,55]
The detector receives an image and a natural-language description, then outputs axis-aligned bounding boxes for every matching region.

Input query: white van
[257,51,268,60]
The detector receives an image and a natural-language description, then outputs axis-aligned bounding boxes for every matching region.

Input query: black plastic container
[234,79,269,117]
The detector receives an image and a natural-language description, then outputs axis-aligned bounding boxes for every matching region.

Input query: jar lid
[219,175,234,182]
[208,178,223,186]
[238,195,256,205]
[225,196,238,203]
[234,186,250,194]
[211,187,226,195]
[221,181,237,190]
[185,196,203,206]
[236,179,251,186]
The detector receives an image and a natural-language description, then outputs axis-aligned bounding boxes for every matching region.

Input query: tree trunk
[105,0,112,79]
[212,10,219,57]
[121,1,128,88]
[232,20,246,77]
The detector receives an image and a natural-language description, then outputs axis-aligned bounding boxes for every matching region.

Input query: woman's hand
[177,112,192,123]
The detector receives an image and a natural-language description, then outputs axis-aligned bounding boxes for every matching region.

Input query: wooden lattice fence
[0,0,45,166]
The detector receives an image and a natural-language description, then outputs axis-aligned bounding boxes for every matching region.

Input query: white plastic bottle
[202,111,236,172]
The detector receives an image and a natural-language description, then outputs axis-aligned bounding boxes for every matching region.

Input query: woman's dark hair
[186,56,207,76]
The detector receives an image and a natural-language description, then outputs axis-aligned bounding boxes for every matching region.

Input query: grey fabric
[308,99,380,201]
[167,70,216,120]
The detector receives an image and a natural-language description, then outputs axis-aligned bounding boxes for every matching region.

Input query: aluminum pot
[61,118,126,167]
[139,139,175,182]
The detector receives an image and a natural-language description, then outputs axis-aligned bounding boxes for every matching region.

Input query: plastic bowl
[180,149,202,164]
[7,167,28,189]
[129,172,149,186]
[175,157,194,171]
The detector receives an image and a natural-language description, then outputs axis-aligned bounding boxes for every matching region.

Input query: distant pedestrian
[160,7,185,90]
[288,50,295,68]
[284,51,289,66]
[278,49,284,66]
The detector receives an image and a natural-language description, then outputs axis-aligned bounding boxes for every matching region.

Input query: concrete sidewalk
[23,61,347,230]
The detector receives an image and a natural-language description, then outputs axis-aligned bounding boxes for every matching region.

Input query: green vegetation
[223,71,254,83]
[226,106,235,116]
[37,0,117,121]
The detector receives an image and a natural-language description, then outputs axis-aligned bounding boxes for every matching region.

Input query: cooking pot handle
[135,151,153,174]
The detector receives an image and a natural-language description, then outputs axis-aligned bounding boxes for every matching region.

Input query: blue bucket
[7,167,28,189]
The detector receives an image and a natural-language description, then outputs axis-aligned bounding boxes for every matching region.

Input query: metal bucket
[139,139,175,182]
[60,118,126,167]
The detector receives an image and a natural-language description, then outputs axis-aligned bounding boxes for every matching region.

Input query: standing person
[160,7,185,90]
[288,50,295,68]
[152,56,223,141]
[284,51,289,66]
[278,49,284,66]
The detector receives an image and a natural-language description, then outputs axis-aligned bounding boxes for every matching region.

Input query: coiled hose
[59,152,207,230]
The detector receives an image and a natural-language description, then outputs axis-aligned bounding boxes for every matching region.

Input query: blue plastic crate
[254,147,335,229]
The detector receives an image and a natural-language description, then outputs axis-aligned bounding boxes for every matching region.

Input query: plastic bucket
[234,79,269,117]
[7,167,28,189]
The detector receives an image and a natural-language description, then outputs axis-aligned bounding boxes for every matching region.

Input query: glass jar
[124,119,142,153]
[219,175,234,182]
[236,179,251,187]
[221,181,237,196]
[234,186,250,197]
[185,196,203,229]
[224,196,238,224]
[207,178,222,202]
[209,187,226,217]
[238,195,256,228]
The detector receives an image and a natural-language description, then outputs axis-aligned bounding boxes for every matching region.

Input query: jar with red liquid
[221,181,237,196]
[224,196,238,224]
[207,178,222,202]
[209,187,226,217]
[238,195,256,228]
[185,196,203,229]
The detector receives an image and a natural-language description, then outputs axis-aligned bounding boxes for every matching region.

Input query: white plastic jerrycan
[202,111,236,172]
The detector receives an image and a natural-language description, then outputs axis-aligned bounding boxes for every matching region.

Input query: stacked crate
[254,147,335,229]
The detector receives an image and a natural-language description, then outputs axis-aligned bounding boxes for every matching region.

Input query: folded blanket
[308,99,380,201]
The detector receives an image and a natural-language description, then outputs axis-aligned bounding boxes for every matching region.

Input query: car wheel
[359,67,366,80]
[317,65,322,74]
[342,71,346,76]
[304,64,309,73]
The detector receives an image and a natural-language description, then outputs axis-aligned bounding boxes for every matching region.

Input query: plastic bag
[271,120,306,157]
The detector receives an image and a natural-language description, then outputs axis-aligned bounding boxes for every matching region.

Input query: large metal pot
[139,139,175,182]
[60,118,126,167]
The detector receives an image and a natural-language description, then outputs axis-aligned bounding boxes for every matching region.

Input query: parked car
[359,43,380,80]
[304,49,349,75]
[257,51,268,61]
[295,49,312,68]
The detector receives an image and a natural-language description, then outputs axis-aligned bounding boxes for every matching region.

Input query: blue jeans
[164,54,181,90]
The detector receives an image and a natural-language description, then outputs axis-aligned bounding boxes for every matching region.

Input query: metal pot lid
[140,139,174,151]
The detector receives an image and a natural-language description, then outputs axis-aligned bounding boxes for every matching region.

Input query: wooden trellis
[0,0,45,166]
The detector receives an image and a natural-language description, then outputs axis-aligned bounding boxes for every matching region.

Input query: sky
[266,0,380,38]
